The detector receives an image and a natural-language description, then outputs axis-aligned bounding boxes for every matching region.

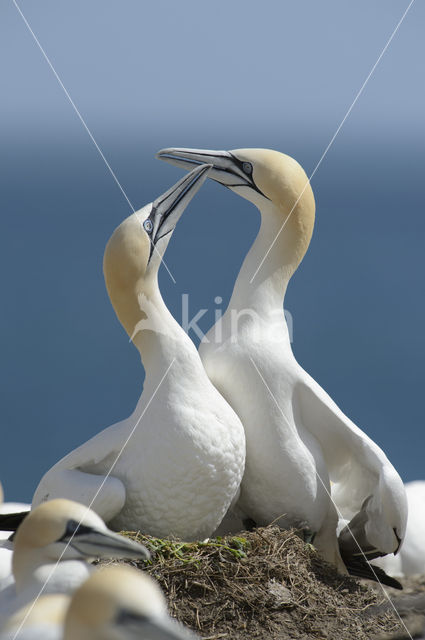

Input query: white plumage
[157,147,407,581]
[0,499,148,624]
[0,566,196,640]
[375,481,425,577]
[32,165,245,541]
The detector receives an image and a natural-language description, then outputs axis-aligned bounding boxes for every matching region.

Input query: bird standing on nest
[157,146,407,588]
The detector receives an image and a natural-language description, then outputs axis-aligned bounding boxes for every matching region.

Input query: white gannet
[157,147,407,585]
[375,481,425,578]
[0,498,149,622]
[31,165,245,540]
[63,565,196,640]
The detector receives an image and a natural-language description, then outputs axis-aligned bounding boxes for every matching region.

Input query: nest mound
[106,526,405,640]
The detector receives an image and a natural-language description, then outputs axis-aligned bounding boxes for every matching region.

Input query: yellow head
[157,147,315,275]
[64,565,190,639]
[103,164,211,339]
[12,499,149,587]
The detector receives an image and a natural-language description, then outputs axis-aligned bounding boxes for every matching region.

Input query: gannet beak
[115,611,196,639]
[145,163,212,259]
[156,147,268,199]
[60,522,150,561]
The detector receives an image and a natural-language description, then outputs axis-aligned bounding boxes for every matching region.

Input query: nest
[100,526,406,640]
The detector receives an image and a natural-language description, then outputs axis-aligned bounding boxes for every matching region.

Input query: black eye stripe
[115,608,150,626]
[227,153,270,200]
[59,519,94,541]
[155,228,173,243]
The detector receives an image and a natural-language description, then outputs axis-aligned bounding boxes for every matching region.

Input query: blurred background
[0,1,423,501]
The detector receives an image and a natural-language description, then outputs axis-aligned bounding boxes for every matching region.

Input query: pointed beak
[156,147,267,199]
[66,527,150,561]
[145,163,212,258]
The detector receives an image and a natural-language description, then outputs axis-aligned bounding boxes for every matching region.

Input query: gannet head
[156,147,314,216]
[13,499,149,586]
[103,164,211,337]
[157,148,315,277]
[64,565,195,640]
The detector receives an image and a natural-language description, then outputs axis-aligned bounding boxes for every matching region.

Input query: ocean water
[0,129,423,501]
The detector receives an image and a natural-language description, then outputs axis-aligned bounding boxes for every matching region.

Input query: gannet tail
[344,557,403,590]
[0,510,29,532]
[338,497,403,589]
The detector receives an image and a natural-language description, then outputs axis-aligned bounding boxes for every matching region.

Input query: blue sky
[0,1,424,500]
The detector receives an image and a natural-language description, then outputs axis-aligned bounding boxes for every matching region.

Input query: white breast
[63,347,246,541]
[200,319,330,534]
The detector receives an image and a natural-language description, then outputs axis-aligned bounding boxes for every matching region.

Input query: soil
[98,526,425,640]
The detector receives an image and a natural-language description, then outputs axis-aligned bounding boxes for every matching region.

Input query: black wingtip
[346,559,403,590]
[0,510,30,533]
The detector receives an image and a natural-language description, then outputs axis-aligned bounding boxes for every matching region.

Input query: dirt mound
[98,526,410,639]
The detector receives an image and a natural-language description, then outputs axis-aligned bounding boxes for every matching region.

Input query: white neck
[228,200,296,315]
[131,279,199,378]
[14,553,91,596]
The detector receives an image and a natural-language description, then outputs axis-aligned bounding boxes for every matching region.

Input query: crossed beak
[156,147,267,199]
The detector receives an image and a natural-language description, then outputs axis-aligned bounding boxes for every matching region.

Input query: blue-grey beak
[156,147,267,199]
[145,162,212,259]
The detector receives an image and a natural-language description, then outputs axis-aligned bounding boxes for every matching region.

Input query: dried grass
[100,526,406,639]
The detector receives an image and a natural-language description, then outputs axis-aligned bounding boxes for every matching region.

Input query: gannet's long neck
[110,271,198,382]
[131,277,194,372]
[13,547,42,592]
[228,198,312,316]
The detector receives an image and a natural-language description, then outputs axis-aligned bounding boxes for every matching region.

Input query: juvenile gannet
[31,165,245,540]
[157,147,407,584]
[63,565,196,639]
[0,498,149,622]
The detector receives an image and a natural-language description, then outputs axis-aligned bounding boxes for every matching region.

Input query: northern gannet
[63,565,196,639]
[0,498,149,621]
[157,147,407,585]
[0,567,196,640]
[31,165,245,540]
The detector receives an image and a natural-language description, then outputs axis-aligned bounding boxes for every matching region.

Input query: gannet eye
[242,162,252,174]
[143,219,153,234]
